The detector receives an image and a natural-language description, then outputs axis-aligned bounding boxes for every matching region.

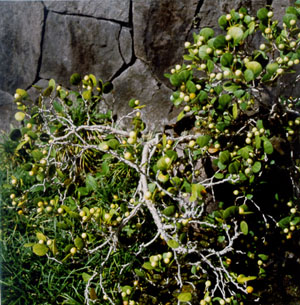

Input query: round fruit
[144,191,152,200]
[70,247,77,254]
[246,286,254,293]
[124,152,132,160]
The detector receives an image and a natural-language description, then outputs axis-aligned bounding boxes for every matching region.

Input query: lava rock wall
[0,0,292,132]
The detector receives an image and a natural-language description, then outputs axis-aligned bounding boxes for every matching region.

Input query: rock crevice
[0,0,276,133]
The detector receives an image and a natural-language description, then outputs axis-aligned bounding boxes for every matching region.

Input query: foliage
[1,4,300,305]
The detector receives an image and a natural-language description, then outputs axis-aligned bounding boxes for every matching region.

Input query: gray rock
[119,27,133,65]
[0,90,17,132]
[27,79,50,104]
[133,0,198,86]
[197,0,268,28]
[44,0,130,23]
[40,12,124,86]
[109,59,173,131]
[0,1,43,93]
[272,0,294,23]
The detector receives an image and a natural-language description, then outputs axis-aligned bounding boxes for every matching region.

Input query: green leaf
[228,26,244,44]
[82,273,92,283]
[223,81,241,92]
[213,35,226,49]
[283,13,297,27]
[70,73,81,85]
[198,45,210,60]
[286,6,299,16]
[218,94,232,110]
[49,239,58,255]
[49,78,56,89]
[248,21,256,34]
[237,275,257,284]
[170,74,181,87]
[142,262,154,270]
[177,110,185,122]
[36,232,47,241]
[183,54,194,61]
[89,74,97,87]
[290,217,300,226]
[16,88,28,99]
[186,80,196,93]
[128,98,136,108]
[199,27,215,40]
[232,103,238,119]
[157,156,171,171]
[219,150,231,165]
[244,69,254,82]
[15,112,25,121]
[218,236,226,243]
[190,183,205,202]
[214,173,224,179]
[27,130,37,140]
[198,90,208,102]
[43,86,53,97]
[257,120,264,130]
[33,243,48,256]
[179,70,191,82]
[53,100,63,113]
[257,7,268,20]
[59,89,67,99]
[263,138,273,154]
[252,161,262,173]
[220,53,233,67]
[74,237,84,250]
[107,139,119,150]
[223,206,238,219]
[23,243,35,248]
[86,174,98,191]
[255,135,261,149]
[228,161,240,174]
[207,59,214,73]
[245,61,262,77]
[258,254,269,261]
[240,221,248,235]
[238,146,250,159]
[178,292,192,302]
[278,216,291,228]
[266,62,279,74]
[10,129,22,141]
[134,268,146,278]
[218,15,228,29]
[31,149,44,161]
[167,239,179,249]
[82,90,92,100]
[163,206,176,216]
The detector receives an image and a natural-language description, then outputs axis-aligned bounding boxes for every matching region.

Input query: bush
[1,4,300,305]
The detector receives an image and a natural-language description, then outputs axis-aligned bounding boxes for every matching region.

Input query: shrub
[1,3,300,305]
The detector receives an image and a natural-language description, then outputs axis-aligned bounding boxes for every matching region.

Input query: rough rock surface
[0,1,43,93]
[272,0,294,22]
[40,12,124,85]
[197,0,267,28]
[1,0,298,133]
[0,91,17,132]
[119,27,133,65]
[109,59,172,132]
[133,0,198,85]
[44,0,130,23]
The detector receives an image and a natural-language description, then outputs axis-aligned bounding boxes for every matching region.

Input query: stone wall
[0,0,293,132]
